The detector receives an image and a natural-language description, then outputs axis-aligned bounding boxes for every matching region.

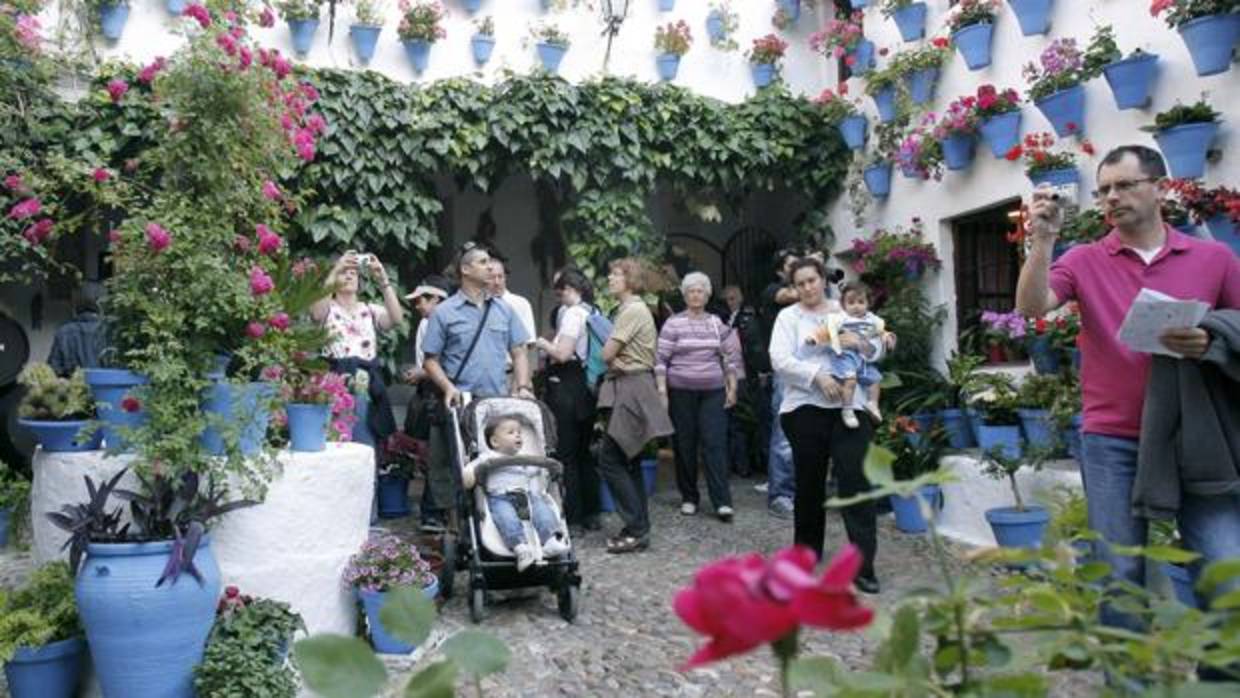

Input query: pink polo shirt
[1049,227,1240,438]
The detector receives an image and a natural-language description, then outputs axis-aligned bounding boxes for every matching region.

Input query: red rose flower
[1035,318,1047,334]
[121,396,141,413]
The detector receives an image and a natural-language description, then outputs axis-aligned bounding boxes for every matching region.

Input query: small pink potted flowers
[397,0,446,75]
[654,20,692,81]
[931,95,982,171]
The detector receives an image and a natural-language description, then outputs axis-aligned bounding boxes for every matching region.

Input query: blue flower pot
[376,474,411,518]
[471,34,495,64]
[166,0,186,14]
[656,53,680,81]
[1034,84,1086,137]
[838,114,868,150]
[1061,414,1082,460]
[706,11,725,42]
[1178,13,1240,77]
[201,381,273,457]
[849,39,875,77]
[905,67,938,104]
[980,110,1022,158]
[1008,0,1052,36]
[3,637,87,698]
[938,408,976,449]
[463,0,482,13]
[850,0,868,8]
[537,42,567,73]
[98,3,129,41]
[892,2,928,42]
[977,423,1023,459]
[1102,53,1159,110]
[966,407,983,444]
[890,484,942,534]
[85,368,148,452]
[872,86,898,123]
[1206,215,1240,256]
[1026,335,1060,374]
[287,18,320,56]
[1154,122,1219,180]
[287,402,330,452]
[985,505,1049,549]
[779,0,800,22]
[359,579,439,654]
[403,38,432,74]
[18,419,102,452]
[350,24,382,64]
[77,540,221,698]
[352,397,374,446]
[1017,408,1057,449]
[751,62,776,88]
[952,22,994,70]
[1161,562,1202,608]
[659,0,675,11]
[863,163,892,198]
[940,133,976,171]
[1028,166,1079,188]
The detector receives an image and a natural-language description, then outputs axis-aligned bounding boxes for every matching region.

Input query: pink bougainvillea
[15,14,41,52]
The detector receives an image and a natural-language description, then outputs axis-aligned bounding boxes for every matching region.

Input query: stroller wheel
[469,587,486,624]
[557,584,579,623]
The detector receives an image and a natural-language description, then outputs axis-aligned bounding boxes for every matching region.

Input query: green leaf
[786,656,842,694]
[863,444,896,487]
[441,630,510,679]
[293,635,387,698]
[876,604,920,672]
[1196,559,1240,595]
[403,661,457,698]
[379,586,437,646]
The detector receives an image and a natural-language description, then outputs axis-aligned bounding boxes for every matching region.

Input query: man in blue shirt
[419,243,533,531]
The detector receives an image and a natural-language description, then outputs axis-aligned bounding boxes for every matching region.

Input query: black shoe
[583,515,602,531]
[855,575,880,595]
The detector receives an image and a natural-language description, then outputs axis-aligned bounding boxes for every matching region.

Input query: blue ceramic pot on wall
[849,39,875,76]
[1008,0,1052,36]
[656,53,681,81]
[18,420,101,452]
[940,133,976,171]
[1102,52,1159,110]
[350,24,382,64]
[359,580,440,653]
[872,86,898,123]
[98,3,129,41]
[905,67,938,105]
[404,39,433,74]
[706,11,725,42]
[1206,215,1240,256]
[84,368,148,452]
[750,62,776,88]
[287,402,331,452]
[1177,13,1240,77]
[287,18,320,56]
[1153,121,1219,179]
[537,42,567,73]
[838,113,868,150]
[979,110,1022,158]
[863,163,892,198]
[891,2,927,42]
[1034,84,1086,137]
[471,33,495,64]
[201,381,273,457]
[1028,166,1079,188]
[952,22,994,70]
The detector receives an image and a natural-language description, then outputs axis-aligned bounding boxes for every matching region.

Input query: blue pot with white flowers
[863,163,892,198]
[1034,83,1086,137]
[537,42,568,73]
[940,133,976,171]
[977,423,1023,460]
[980,110,1022,158]
[1007,0,1052,36]
[1177,13,1240,77]
[287,18,320,56]
[952,22,994,70]
[471,33,495,64]
[1017,408,1057,449]
[98,2,129,41]
[906,67,939,105]
[1102,52,1159,110]
[706,11,725,42]
[656,53,681,81]
[838,114,868,150]
[872,85,898,123]
[891,2,928,42]
[751,62,776,88]
[350,24,382,65]
[1153,121,1219,180]
[403,38,432,74]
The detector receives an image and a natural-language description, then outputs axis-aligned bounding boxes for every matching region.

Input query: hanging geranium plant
[809,11,865,61]
[397,0,446,42]
[895,114,943,181]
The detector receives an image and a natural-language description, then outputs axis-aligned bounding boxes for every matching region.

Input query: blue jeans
[1081,433,1240,631]
[487,491,560,551]
[767,377,795,503]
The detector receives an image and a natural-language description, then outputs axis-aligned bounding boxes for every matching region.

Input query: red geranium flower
[1004,145,1023,161]
[121,396,141,413]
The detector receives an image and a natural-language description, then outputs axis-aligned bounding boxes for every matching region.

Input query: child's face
[843,292,869,318]
[488,419,523,454]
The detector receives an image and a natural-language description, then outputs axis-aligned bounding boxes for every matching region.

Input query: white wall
[824,2,1240,358]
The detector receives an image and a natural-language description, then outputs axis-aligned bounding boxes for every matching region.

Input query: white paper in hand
[1116,288,1210,358]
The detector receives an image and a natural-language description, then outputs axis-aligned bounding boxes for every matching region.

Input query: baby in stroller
[463,413,571,571]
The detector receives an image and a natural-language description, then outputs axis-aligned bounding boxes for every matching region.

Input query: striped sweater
[655,311,745,391]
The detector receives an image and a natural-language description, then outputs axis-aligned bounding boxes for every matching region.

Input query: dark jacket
[48,311,107,377]
[597,370,674,459]
[1132,309,1240,520]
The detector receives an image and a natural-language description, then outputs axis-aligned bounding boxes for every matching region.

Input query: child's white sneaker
[865,402,882,422]
[514,543,536,572]
[542,534,570,558]
[842,408,859,429]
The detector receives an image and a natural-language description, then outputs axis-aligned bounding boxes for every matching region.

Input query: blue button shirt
[422,292,529,397]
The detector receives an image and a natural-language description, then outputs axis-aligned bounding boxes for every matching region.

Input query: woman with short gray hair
[655,271,744,522]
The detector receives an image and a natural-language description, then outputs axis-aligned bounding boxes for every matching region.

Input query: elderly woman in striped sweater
[655,272,745,522]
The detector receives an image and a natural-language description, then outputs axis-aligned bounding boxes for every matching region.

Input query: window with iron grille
[952,200,1023,344]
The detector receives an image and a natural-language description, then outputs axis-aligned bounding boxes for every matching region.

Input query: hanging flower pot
[286,402,331,452]
[401,38,431,73]
[980,110,1022,158]
[656,53,681,81]
[1007,0,1052,36]
[287,18,320,56]
[977,423,1023,459]
[706,11,725,42]
[1028,166,1079,188]
[1102,52,1159,110]
[1206,215,1240,256]
[350,24,383,65]
[18,419,101,453]
[537,42,568,73]
[838,113,868,150]
[97,2,129,41]
[1017,408,1057,449]
[3,637,87,698]
[750,62,776,88]
[905,67,939,105]
[471,33,496,64]
[1177,13,1240,77]
[1153,121,1219,179]
[659,0,676,11]
[1034,83,1086,137]
[849,39,876,76]
[84,368,148,452]
[166,0,186,14]
[937,408,975,449]
[891,2,928,42]
[463,0,482,13]
[872,86,898,123]
[939,133,976,171]
[359,579,440,653]
[850,0,868,8]
[863,163,893,198]
[985,505,1049,550]
[376,474,412,518]
[778,0,801,22]
[890,484,942,534]
[952,22,994,70]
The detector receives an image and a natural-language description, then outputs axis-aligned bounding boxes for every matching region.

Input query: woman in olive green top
[596,258,674,553]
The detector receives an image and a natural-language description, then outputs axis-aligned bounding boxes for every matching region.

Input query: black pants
[781,405,876,579]
[668,387,732,509]
[596,434,650,538]
[544,363,600,526]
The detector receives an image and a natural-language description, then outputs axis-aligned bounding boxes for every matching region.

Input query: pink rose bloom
[249,266,274,296]
[15,14,41,52]
[146,222,171,252]
[184,4,212,29]
[92,167,111,183]
[259,6,275,28]
[257,227,283,255]
[22,219,54,245]
[271,54,292,80]
[246,321,266,338]
[237,46,253,70]
[8,197,40,220]
[293,129,316,162]
[262,180,281,200]
[296,141,315,162]
[106,79,128,103]
[216,32,238,56]
[268,312,290,331]
[3,174,22,192]
[233,235,252,252]
[138,57,166,83]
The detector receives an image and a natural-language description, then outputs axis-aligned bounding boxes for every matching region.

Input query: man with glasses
[418,243,534,531]
[1016,145,1240,633]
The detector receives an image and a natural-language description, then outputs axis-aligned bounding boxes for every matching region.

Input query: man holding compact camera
[1016,144,1240,633]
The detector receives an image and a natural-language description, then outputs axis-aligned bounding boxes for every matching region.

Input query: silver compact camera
[355,253,374,268]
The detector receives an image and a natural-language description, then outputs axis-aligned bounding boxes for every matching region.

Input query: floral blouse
[323,301,389,361]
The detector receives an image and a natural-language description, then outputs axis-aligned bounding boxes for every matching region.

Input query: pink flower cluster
[22,219,53,245]
[106,79,129,104]
[809,11,864,57]
[139,56,168,84]
[146,222,171,252]
[342,534,436,592]
[249,266,274,295]
[255,223,283,255]
[183,3,212,29]
[15,14,41,52]
[931,95,980,139]
[7,197,40,220]
[259,6,276,27]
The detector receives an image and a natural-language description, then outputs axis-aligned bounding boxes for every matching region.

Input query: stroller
[440,395,581,623]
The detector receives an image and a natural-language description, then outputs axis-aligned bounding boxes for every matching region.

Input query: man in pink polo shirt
[1016,145,1240,632]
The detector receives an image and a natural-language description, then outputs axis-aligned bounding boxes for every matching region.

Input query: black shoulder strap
[452,298,494,385]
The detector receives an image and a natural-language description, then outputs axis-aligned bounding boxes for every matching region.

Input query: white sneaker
[754,482,769,493]
[542,534,570,557]
[865,402,883,422]
[514,544,536,572]
[716,505,734,522]
[842,408,859,429]
[680,502,698,516]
